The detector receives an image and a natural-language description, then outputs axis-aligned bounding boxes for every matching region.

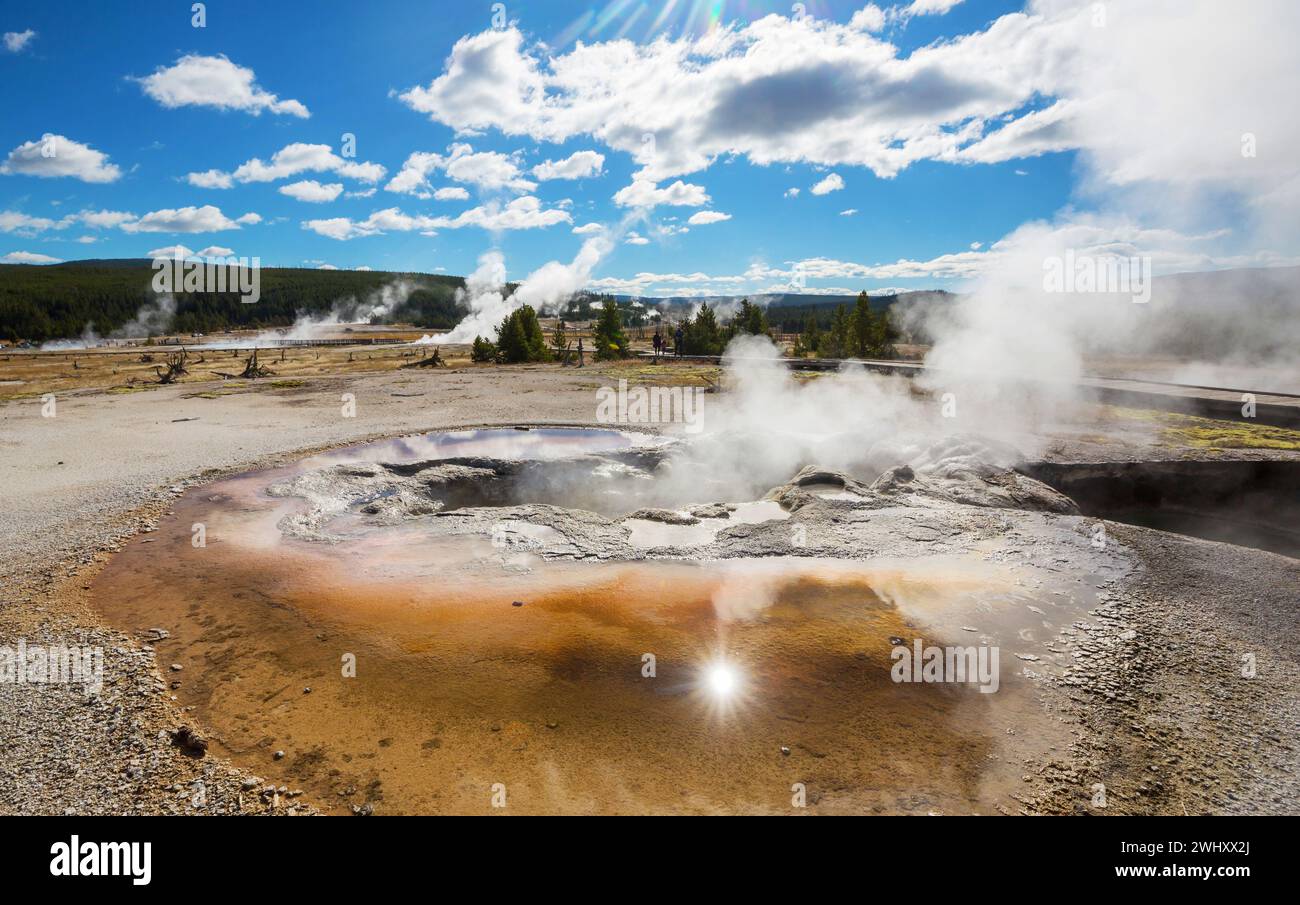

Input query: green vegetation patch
[1110,406,1300,450]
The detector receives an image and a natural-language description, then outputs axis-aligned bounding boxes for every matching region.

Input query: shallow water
[92,428,1089,814]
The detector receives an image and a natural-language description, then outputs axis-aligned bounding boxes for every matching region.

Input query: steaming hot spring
[90,403,1298,814]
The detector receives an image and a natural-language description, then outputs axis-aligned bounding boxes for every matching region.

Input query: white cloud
[532,150,604,181]
[317,263,339,270]
[443,144,534,192]
[0,211,62,234]
[810,173,844,195]
[688,210,731,225]
[146,245,195,258]
[303,196,571,240]
[1,250,60,264]
[386,144,534,197]
[76,209,136,229]
[196,245,235,257]
[122,205,244,234]
[4,29,36,53]
[187,169,234,189]
[279,180,344,203]
[1,134,121,183]
[235,212,262,225]
[839,208,858,216]
[434,186,470,201]
[613,179,709,209]
[969,241,982,250]
[954,101,1076,164]
[572,223,604,235]
[209,142,385,186]
[904,0,965,16]
[394,18,1078,183]
[849,6,886,31]
[384,152,442,198]
[624,232,650,245]
[135,54,309,117]
[784,188,800,198]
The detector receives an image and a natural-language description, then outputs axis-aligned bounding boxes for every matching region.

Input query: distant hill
[607,289,958,334]
[0,259,469,342]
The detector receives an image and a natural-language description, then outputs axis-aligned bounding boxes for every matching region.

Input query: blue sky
[2,0,1292,297]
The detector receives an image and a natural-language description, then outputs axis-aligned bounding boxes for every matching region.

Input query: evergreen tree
[850,291,874,358]
[827,304,851,358]
[685,301,724,354]
[593,298,629,359]
[496,310,529,363]
[733,298,768,336]
[471,335,497,363]
[800,311,821,357]
[494,304,551,363]
[552,318,568,353]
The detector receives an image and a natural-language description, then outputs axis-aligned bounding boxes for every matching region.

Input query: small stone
[170,726,207,757]
[511,600,524,607]
[169,663,183,672]
[273,750,285,760]
[780,746,791,756]
[303,687,312,694]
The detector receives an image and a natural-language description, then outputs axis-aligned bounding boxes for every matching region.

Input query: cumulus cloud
[394,17,1082,183]
[302,196,570,240]
[688,210,731,225]
[135,54,310,117]
[3,29,36,53]
[572,222,604,235]
[1,134,121,183]
[76,209,136,229]
[279,180,344,203]
[613,179,710,208]
[121,205,246,234]
[810,173,844,195]
[385,144,535,198]
[192,142,385,188]
[532,150,604,181]
[904,0,966,16]
[1,250,60,264]
[840,208,858,216]
[0,210,63,234]
[624,232,650,245]
[187,168,234,189]
[954,101,1076,164]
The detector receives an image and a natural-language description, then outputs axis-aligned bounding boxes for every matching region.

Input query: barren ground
[1,356,1296,814]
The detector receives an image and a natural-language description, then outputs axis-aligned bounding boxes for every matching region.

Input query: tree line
[0,260,467,342]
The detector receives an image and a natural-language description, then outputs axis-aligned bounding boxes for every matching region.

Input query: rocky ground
[1,364,1297,814]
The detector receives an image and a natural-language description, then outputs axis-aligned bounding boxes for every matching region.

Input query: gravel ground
[0,366,606,815]
[1,365,1296,815]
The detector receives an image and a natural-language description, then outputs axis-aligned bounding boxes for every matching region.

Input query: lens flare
[705,661,739,698]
